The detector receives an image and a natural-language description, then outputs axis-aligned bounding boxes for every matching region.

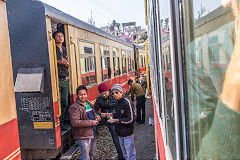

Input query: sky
[158,0,222,20]
[40,0,147,29]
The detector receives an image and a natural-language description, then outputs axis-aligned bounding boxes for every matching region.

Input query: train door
[0,1,21,159]
[46,19,72,126]
[46,19,76,156]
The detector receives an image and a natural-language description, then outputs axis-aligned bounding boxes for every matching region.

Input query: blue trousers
[118,134,136,160]
[106,123,124,159]
[77,138,96,160]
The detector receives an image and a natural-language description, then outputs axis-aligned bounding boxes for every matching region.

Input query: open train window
[113,47,121,76]
[122,50,127,74]
[127,51,132,72]
[79,42,96,86]
[100,45,111,81]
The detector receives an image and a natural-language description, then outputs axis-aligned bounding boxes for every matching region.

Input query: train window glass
[113,47,120,76]
[79,43,96,86]
[122,50,127,74]
[183,0,239,159]
[132,59,135,71]
[100,45,111,81]
[158,0,176,158]
[84,47,93,54]
[127,51,132,72]
[143,55,146,67]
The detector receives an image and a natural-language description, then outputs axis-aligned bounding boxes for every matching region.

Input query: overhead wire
[70,0,114,25]
[90,0,129,22]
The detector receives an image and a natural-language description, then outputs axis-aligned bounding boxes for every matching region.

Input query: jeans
[59,79,69,125]
[136,96,146,123]
[106,123,124,159]
[77,138,96,160]
[118,134,136,160]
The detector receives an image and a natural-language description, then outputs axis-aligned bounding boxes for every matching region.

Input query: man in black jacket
[109,84,136,160]
[94,83,124,159]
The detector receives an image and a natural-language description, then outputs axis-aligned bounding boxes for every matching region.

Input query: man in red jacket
[68,85,101,160]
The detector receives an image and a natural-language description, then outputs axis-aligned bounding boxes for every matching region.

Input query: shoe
[134,123,139,126]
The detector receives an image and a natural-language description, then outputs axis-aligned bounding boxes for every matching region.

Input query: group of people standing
[54,30,146,160]
[69,82,145,160]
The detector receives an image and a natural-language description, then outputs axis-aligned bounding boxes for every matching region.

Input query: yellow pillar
[145,40,150,96]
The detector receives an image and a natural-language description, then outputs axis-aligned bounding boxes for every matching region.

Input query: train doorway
[50,21,72,129]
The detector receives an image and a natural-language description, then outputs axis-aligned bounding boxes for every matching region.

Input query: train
[0,1,21,159]
[146,0,240,159]
[0,0,146,159]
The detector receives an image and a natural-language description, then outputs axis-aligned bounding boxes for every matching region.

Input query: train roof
[41,2,134,48]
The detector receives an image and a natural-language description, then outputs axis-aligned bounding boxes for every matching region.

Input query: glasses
[112,91,119,95]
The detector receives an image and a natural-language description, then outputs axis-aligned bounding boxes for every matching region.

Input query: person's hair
[53,30,64,39]
[76,85,87,94]
[128,79,133,85]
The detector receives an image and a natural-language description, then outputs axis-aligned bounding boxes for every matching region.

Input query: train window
[84,47,93,54]
[122,50,127,74]
[157,0,176,158]
[100,45,111,81]
[132,59,135,71]
[127,51,132,72]
[79,43,96,86]
[113,47,121,76]
[141,55,143,67]
[182,0,240,159]
[143,55,146,67]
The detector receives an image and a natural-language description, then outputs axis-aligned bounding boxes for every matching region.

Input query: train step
[60,144,79,160]
[60,125,71,135]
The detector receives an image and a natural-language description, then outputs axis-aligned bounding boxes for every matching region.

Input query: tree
[111,20,120,30]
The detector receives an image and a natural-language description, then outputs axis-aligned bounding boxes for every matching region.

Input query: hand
[62,58,70,68]
[96,115,101,121]
[107,119,119,124]
[92,120,99,126]
[106,113,113,119]
[221,37,240,112]
[222,0,231,7]
[101,113,107,118]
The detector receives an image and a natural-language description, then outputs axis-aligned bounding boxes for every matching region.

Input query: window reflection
[183,0,240,159]
[158,0,176,158]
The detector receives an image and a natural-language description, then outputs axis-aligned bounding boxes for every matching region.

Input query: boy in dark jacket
[68,85,101,160]
[94,83,124,159]
[108,84,136,160]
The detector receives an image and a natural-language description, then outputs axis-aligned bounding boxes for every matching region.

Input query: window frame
[113,47,121,77]
[100,44,111,81]
[121,49,127,74]
[78,40,97,87]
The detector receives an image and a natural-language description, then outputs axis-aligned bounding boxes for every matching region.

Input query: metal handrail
[145,40,150,96]
[51,38,61,118]
[70,37,79,86]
